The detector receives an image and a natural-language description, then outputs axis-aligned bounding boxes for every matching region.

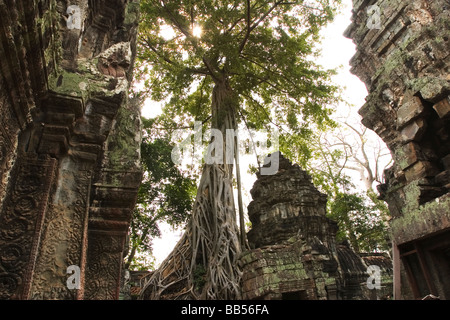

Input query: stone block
[38,134,69,157]
[400,118,427,142]
[442,154,450,170]
[247,153,332,248]
[418,78,450,102]
[404,161,440,182]
[397,95,425,128]
[435,170,450,186]
[396,142,422,170]
[433,96,450,119]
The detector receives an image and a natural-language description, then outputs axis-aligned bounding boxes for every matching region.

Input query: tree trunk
[140,78,243,300]
[124,226,149,270]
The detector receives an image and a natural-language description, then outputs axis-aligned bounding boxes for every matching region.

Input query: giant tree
[138,0,341,300]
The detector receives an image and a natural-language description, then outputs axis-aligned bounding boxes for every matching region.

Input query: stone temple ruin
[345,0,450,299]
[0,0,448,300]
[240,152,392,300]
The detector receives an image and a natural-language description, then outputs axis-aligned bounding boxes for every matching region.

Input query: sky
[141,0,386,267]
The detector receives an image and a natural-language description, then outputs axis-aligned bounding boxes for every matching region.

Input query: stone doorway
[400,230,450,299]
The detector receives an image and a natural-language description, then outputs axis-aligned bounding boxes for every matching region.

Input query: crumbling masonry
[345,0,450,299]
[240,153,393,300]
[0,1,141,299]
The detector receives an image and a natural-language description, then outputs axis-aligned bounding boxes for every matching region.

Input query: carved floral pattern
[0,157,57,299]
[84,233,124,300]
[30,167,91,300]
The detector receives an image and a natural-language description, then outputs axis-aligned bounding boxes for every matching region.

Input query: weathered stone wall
[345,0,450,299]
[240,237,340,300]
[0,0,141,300]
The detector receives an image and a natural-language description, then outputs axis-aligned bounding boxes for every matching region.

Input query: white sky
[145,0,385,267]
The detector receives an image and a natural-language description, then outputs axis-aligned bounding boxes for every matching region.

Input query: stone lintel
[391,194,450,245]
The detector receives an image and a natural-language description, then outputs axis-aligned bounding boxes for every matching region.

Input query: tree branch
[142,37,176,65]
[141,38,210,76]
[238,0,285,54]
[241,92,291,136]
[240,53,307,95]
[202,56,223,83]
[160,0,192,39]
[238,0,252,53]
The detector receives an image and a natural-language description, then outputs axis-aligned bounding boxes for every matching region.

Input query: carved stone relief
[0,156,57,299]
[29,159,93,300]
[0,0,141,300]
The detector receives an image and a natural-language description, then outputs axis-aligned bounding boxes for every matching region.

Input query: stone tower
[345,0,450,299]
[0,1,141,299]
[247,152,335,249]
[240,152,391,300]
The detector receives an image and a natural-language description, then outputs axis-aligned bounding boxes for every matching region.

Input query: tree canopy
[137,0,341,138]
[126,117,197,270]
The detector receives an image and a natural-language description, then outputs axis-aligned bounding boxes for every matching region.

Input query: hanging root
[140,164,243,300]
[141,80,243,300]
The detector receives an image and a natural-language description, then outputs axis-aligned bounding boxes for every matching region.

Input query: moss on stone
[402,181,421,214]
[104,100,141,171]
[391,194,450,244]
[394,146,409,171]
[48,70,89,99]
